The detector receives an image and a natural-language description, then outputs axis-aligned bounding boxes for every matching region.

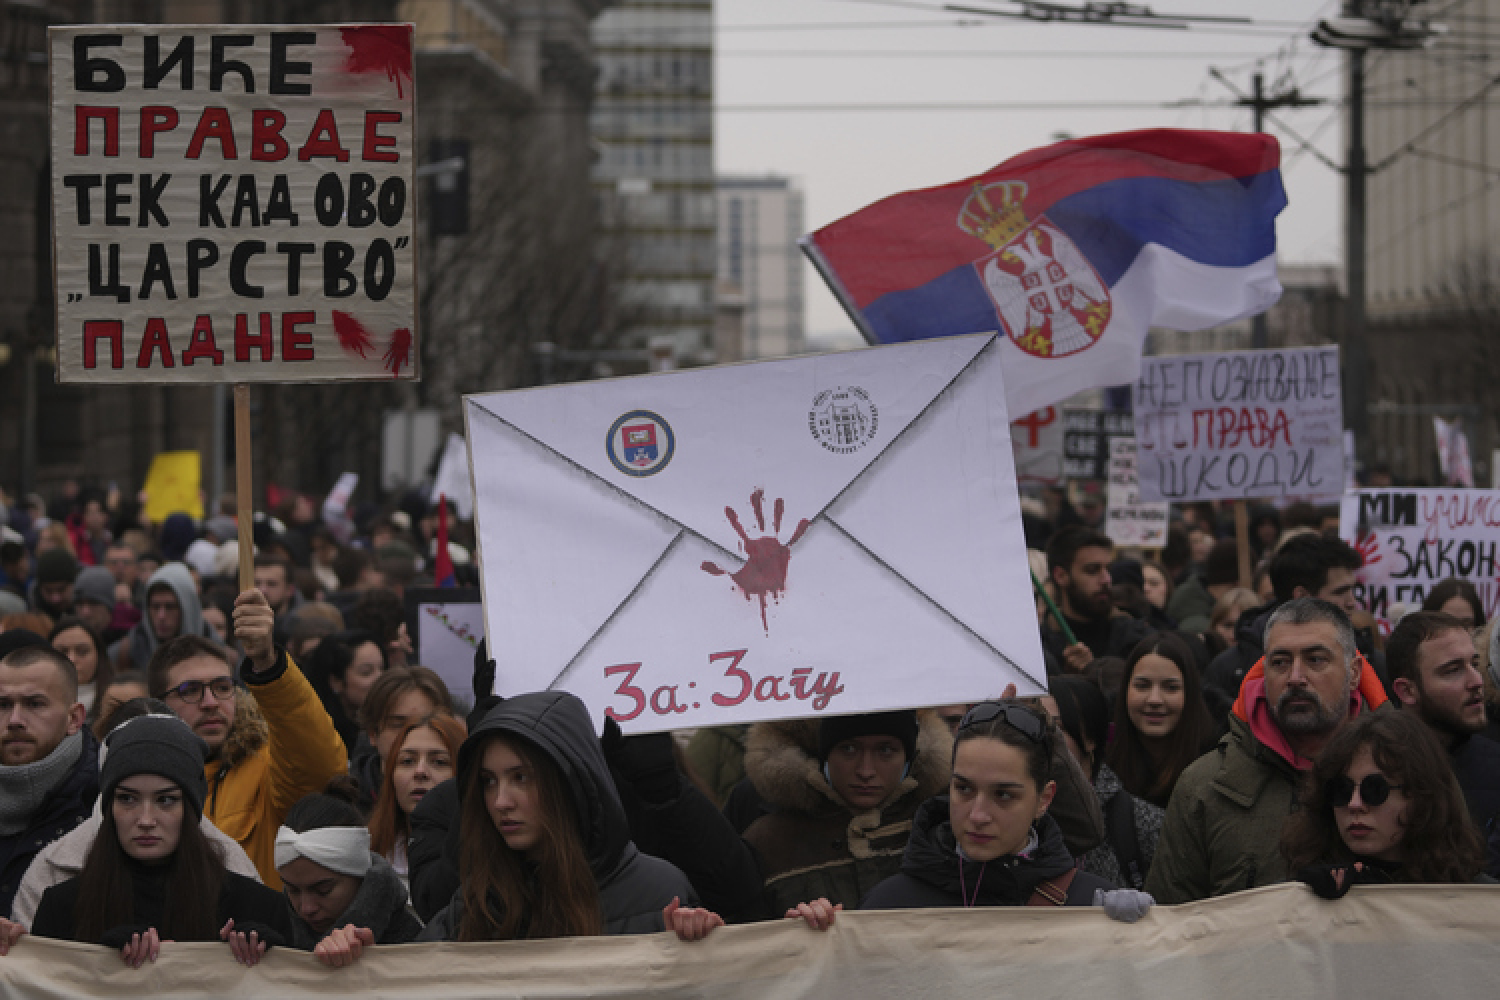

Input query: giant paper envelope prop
[465,333,1046,732]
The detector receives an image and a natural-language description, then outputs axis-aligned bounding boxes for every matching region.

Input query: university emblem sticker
[809,386,879,454]
[957,180,1112,359]
[607,410,675,477]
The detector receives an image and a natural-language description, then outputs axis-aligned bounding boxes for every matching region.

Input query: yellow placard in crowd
[141,451,203,523]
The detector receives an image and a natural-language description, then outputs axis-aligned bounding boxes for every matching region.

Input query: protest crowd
[0,477,1494,971]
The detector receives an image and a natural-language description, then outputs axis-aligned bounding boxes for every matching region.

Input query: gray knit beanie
[100,715,209,821]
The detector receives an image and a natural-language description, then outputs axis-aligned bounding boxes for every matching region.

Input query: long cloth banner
[1,884,1495,999]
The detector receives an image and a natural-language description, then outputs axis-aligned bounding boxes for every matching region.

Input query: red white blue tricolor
[801,129,1286,415]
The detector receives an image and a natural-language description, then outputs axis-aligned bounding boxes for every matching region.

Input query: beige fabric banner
[1,884,1496,999]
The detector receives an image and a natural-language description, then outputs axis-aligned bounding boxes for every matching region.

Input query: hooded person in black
[419,691,702,940]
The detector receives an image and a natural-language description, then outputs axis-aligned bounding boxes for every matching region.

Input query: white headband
[274,826,373,877]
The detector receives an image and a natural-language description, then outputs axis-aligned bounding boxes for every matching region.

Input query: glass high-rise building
[592,0,716,364]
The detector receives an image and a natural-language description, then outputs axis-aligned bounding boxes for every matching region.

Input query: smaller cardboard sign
[405,586,483,706]
[142,451,203,521]
[1106,438,1167,547]
[1062,408,1134,481]
[1010,406,1063,485]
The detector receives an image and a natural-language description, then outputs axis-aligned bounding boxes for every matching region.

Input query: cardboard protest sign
[1009,406,1063,485]
[1062,408,1133,481]
[405,587,483,704]
[1106,437,1167,547]
[50,25,418,383]
[466,334,1046,732]
[1134,345,1343,502]
[1340,489,1500,629]
[141,450,203,521]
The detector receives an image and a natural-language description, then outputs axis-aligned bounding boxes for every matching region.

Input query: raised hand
[0,919,26,957]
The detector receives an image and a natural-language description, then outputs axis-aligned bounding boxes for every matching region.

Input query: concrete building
[716,175,805,361]
[1353,0,1500,484]
[590,0,715,366]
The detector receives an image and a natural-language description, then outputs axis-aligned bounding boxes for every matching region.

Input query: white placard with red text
[465,335,1048,732]
[1339,489,1500,631]
[1134,345,1343,502]
[50,25,418,383]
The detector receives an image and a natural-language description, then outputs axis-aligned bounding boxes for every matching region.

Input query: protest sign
[1010,406,1063,485]
[141,450,203,521]
[405,586,483,704]
[1062,408,1133,481]
[1106,437,1167,547]
[2,885,1497,999]
[465,334,1046,733]
[1134,345,1343,502]
[1340,488,1500,628]
[431,431,475,520]
[50,25,419,384]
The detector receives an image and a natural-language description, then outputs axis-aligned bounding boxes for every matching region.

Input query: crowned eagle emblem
[958,181,1111,359]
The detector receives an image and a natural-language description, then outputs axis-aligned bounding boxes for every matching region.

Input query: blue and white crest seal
[607,410,675,477]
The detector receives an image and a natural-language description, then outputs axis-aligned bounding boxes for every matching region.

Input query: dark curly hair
[1281,710,1484,883]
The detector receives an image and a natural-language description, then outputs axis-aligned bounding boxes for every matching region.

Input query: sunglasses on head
[957,701,1046,744]
[1326,773,1403,808]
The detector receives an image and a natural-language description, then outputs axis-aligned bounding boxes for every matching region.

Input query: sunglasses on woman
[957,702,1046,744]
[1326,773,1403,808]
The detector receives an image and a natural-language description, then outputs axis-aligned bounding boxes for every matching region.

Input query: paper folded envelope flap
[461,334,997,560]
[465,400,683,690]
[823,336,1046,680]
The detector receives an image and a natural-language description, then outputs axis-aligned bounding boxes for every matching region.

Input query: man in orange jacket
[148,589,347,889]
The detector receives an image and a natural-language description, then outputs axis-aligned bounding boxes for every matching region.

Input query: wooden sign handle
[234,385,254,593]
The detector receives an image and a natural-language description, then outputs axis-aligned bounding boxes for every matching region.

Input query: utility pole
[1232,71,1323,350]
[1312,2,1445,466]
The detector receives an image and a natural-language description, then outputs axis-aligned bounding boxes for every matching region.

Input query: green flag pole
[1030,568,1077,647]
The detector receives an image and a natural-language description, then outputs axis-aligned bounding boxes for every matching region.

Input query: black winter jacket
[408,727,761,924]
[860,798,1113,910]
[417,692,696,940]
[0,729,99,919]
[32,863,293,947]
[1449,733,1500,876]
[287,853,422,949]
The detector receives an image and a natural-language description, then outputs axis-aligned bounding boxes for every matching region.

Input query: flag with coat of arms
[800,129,1286,415]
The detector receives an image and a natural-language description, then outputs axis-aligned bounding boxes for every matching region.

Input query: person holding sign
[418,692,719,944]
[859,702,1126,912]
[1282,711,1489,896]
[22,715,293,967]
[275,791,422,967]
[1041,528,1154,672]
[146,589,347,889]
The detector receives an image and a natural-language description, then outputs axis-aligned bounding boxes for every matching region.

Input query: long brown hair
[1106,633,1214,807]
[74,789,226,942]
[456,733,601,941]
[368,713,466,858]
[1281,711,1484,883]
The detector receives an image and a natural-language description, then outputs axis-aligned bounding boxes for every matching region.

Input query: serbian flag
[801,129,1285,415]
[434,494,456,589]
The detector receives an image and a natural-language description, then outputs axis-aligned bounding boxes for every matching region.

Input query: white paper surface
[466,335,1047,732]
[1106,438,1168,547]
[1339,488,1500,630]
[1134,345,1343,502]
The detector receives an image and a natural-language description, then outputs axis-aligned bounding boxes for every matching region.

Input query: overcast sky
[713,0,1347,344]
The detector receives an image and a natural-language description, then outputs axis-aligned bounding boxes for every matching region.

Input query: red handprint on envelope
[701,489,810,634]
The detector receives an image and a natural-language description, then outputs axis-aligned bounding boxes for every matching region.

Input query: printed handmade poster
[465,334,1047,732]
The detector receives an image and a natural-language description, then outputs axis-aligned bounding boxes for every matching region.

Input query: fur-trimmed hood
[745,711,952,818]
[216,685,269,770]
